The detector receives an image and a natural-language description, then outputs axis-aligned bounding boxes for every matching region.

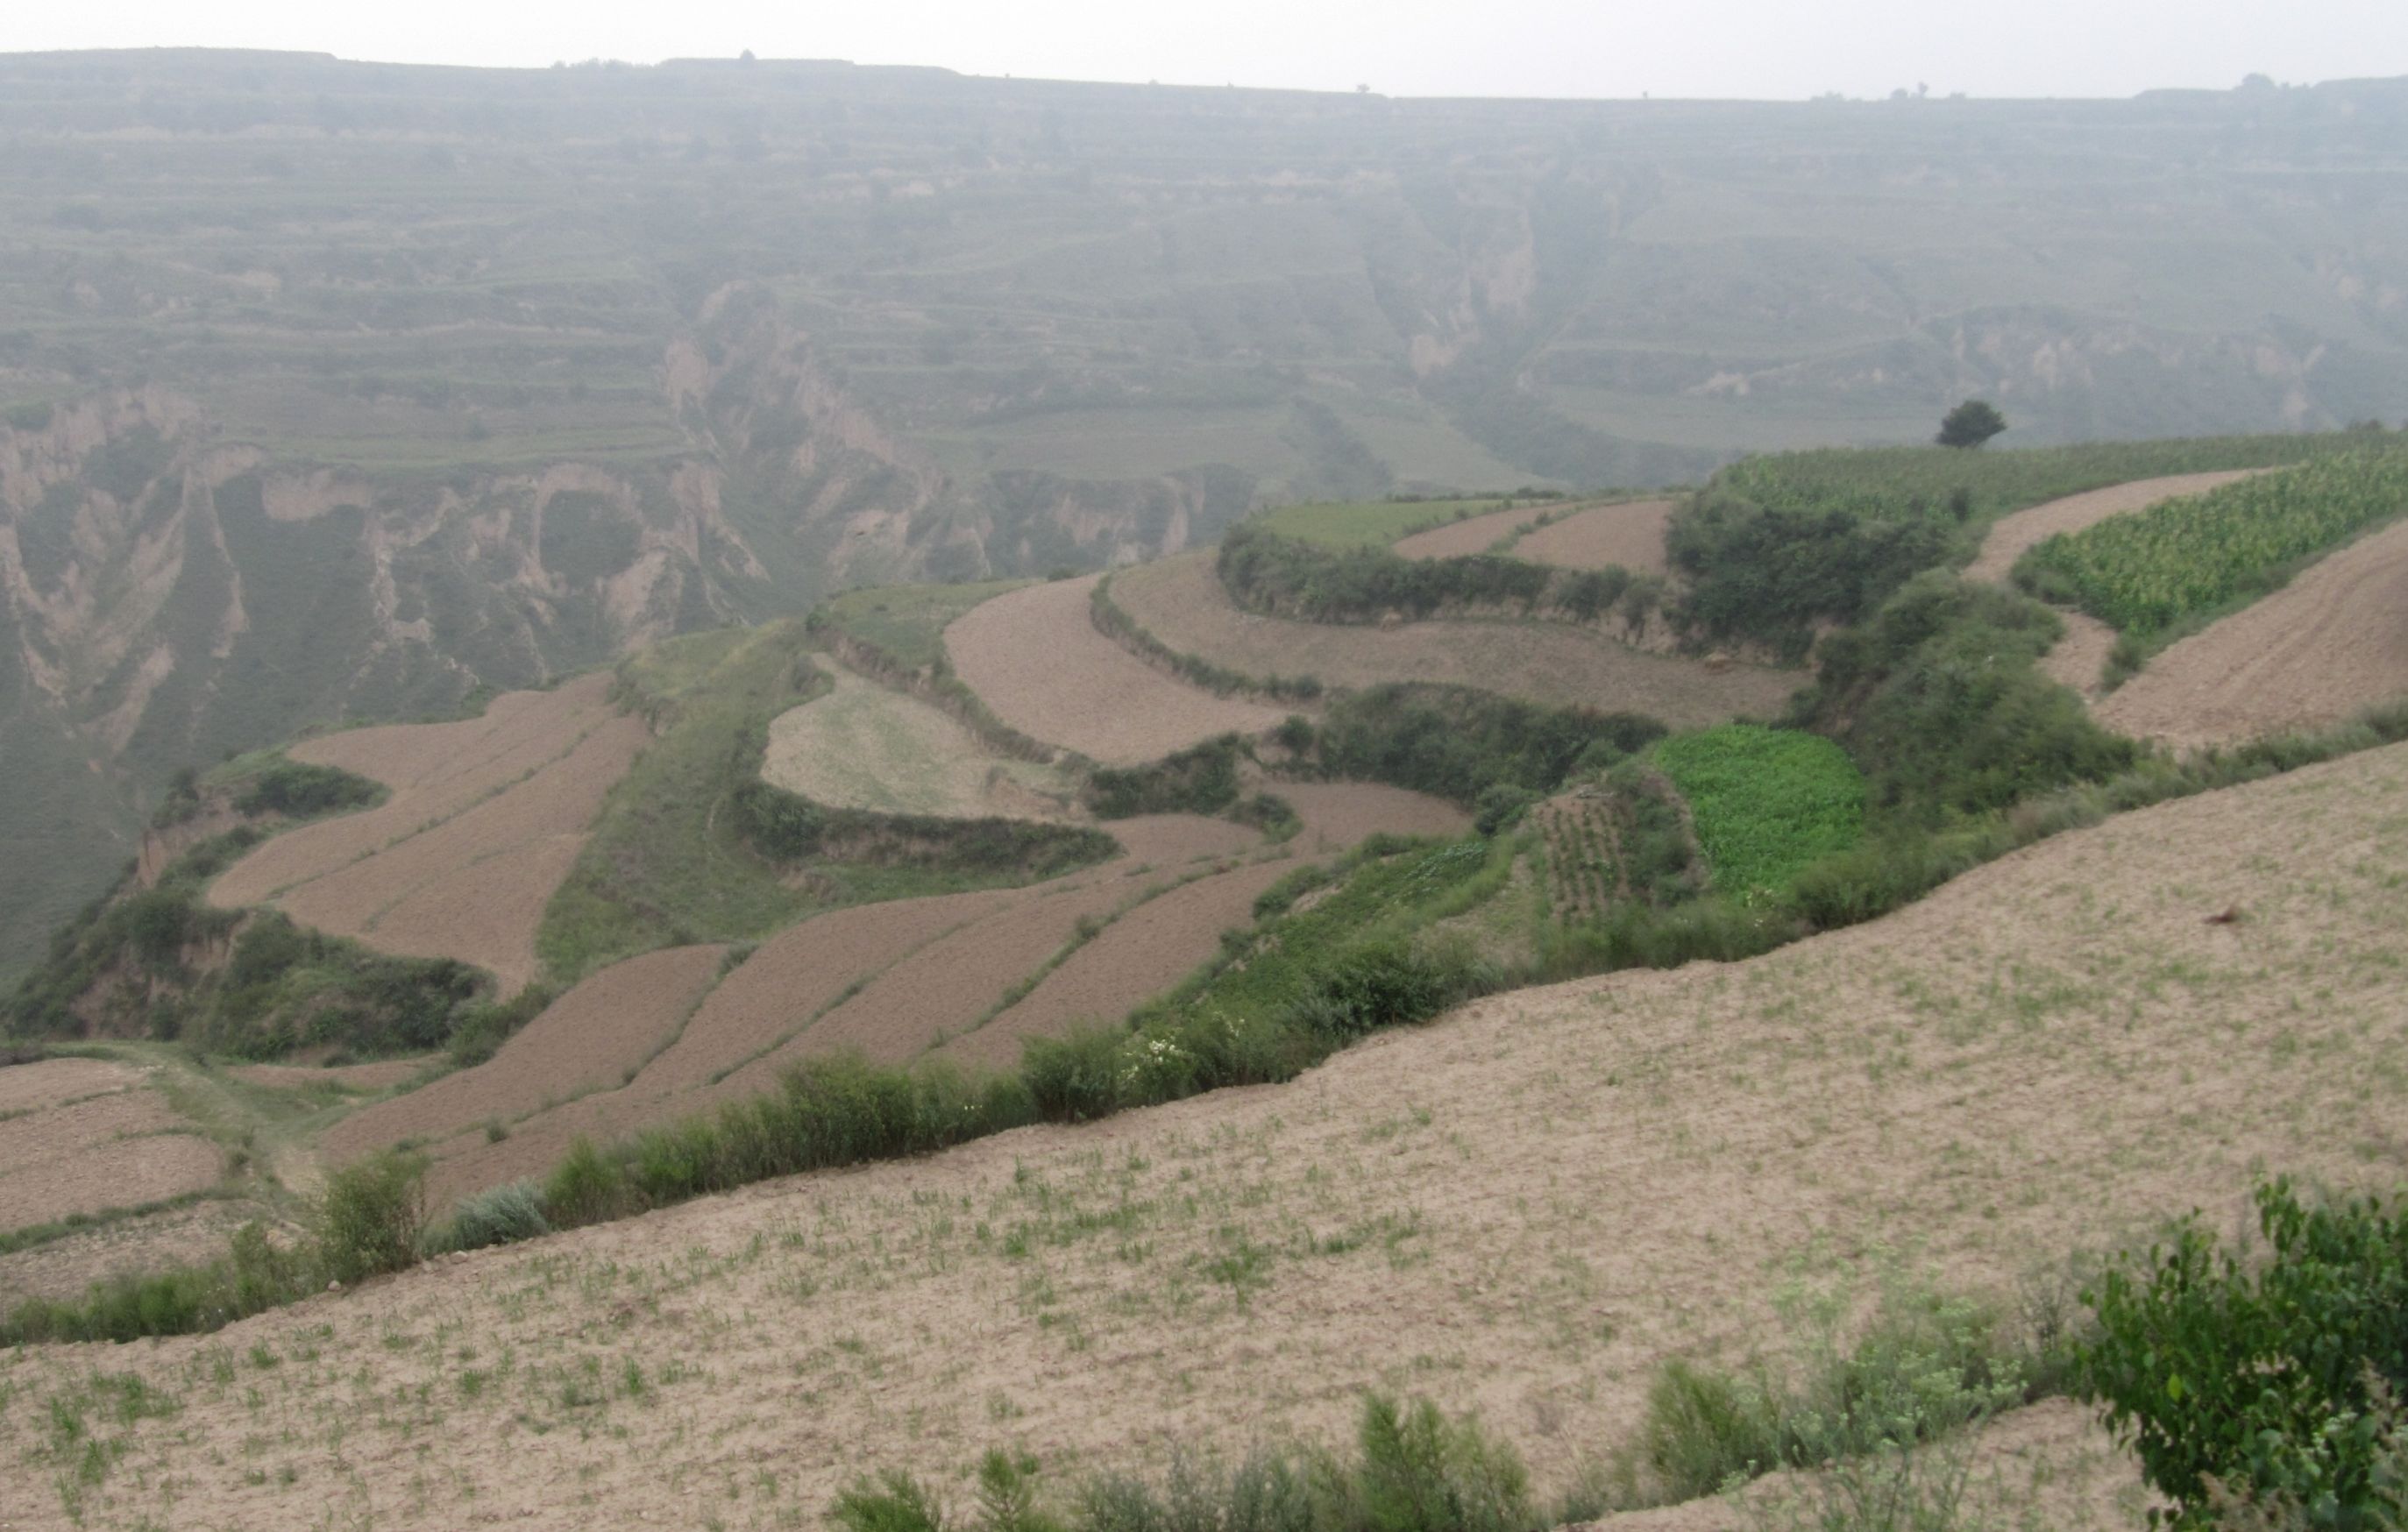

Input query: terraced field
[944,575,1292,762]
[0,1059,219,1236]
[1391,503,1552,559]
[209,674,649,995]
[19,739,2405,1532]
[1509,499,1676,575]
[763,659,1076,819]
[1961,470,2269,584]
[1111,553,1795,728]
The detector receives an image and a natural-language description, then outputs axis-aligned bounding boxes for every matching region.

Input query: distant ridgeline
[2,48,2406,975]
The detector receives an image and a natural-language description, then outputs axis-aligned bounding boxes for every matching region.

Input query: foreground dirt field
[1112,553,1795,728]
[2096,514,2408,747]
[15,736,2403,1531]
[946,575,1291,762]
[209,675,650,995]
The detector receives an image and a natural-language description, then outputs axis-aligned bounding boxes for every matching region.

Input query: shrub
[1023,1027,1129,1122]
[232,756,384,819]
[440,1180,551,1252]
[1471,784,1538,837]
[543,1137,633,1229]
[319,1150,428,1286]
[1347,1394,1536,1532]
[1311,684,1665,808]
[1087,735,1247,819]
[834,1471,950,1532]
[2074,1179,2408,1528]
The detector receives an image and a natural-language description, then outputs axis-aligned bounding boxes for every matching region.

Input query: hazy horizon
[4,0,2404,103]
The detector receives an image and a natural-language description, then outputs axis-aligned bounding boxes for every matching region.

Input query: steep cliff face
[0,387,765,975]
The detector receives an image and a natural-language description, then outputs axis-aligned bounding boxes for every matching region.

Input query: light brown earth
[1278,780,1474,850]
[207,673,648,995]
[1111,554,1796,729]
[944,575,1292,762]
[0,1056,142,1116]
[1961,470,2269,585]
[2095,514,2408,748]
[0,1202,273,1304]
[1510,500,1677,576]
[0,1132,219,1235]
[1392,504,1552,559]
[321,945,730,1165]
[225,1058,433,1092]
[764,658,1077,819]
[16,738,2401,1531]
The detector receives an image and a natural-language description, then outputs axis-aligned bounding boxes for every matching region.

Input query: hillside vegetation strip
[1253,497,1510,547]
[12,743,2404,1527]
[1112,554,1794,730]
[1960,470,2269,584]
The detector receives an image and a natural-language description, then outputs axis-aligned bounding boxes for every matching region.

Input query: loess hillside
[5,51,2408,973]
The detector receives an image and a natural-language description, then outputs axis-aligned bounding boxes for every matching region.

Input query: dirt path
[1510,499,1676,575]
[18,741,2404,1532]
[944,575,1291,763]
[2096,514,2408,748]
[1391,504,1551,559]
[1962,470,2268,584]
[1112,554,1795,729]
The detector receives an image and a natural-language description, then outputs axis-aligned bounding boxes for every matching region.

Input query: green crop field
[1652,726,1866,900]
[2018,450,2408,634]
[1251,499,1509,548]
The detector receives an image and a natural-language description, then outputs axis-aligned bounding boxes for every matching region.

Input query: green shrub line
[1216,521,1663,633]
[735,777,1119,880]
[1292,684,1667,810]
[1089,572,1325,703]
[1087,734,1249,818]
[2016,450,2408,635]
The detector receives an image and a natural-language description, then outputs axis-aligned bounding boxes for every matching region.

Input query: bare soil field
[1510,499,1676,576]
[764,660,1076,819]
[2097,514,2408,748]
[1391,504,1551,559]
[0,1055,141,1115]
[323,945,730,1164]
[1962,470,2269,584]
[1279,780,1472,849]
[18,740,2401,1531]
[940,859,1301,1069]
[225,1058,435,1092]
[0,1128,219,1234]
[211,673,623,907]
[0,1202,273,1305]
[1112,554,1796,728]
[945,575,1291,762]
[240,711,650,993]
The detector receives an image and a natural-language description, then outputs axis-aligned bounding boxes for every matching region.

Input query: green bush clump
[1649,726,1865,899]
[1797,572,2135,821]
[2018,450,2408,635]
[2075,1179,2408,1528]
[735,778,1117,877]
[231,756,385,819]
[1087,735,1247,818]
[437,1180,551,1252]
[1309,684,1665,809]
[1215,520,1657,633]
[320,1150,429,1286]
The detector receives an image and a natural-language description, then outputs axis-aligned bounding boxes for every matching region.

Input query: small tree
[1936,399,2007,449]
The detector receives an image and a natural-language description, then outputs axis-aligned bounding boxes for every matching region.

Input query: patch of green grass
[1251,498,1508,548]
[1651,726,1865,901]
[816,580,1034,670]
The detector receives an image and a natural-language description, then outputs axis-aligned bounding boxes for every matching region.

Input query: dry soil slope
[943,574,1292,763]
[2095,513,2408,748]
[1112,553,1793,728]
[207,673,649,995]
[21,737,2406,1531]
[0,1059,219,1236]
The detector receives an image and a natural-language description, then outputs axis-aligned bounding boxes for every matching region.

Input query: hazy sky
[4,0,2404,101]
